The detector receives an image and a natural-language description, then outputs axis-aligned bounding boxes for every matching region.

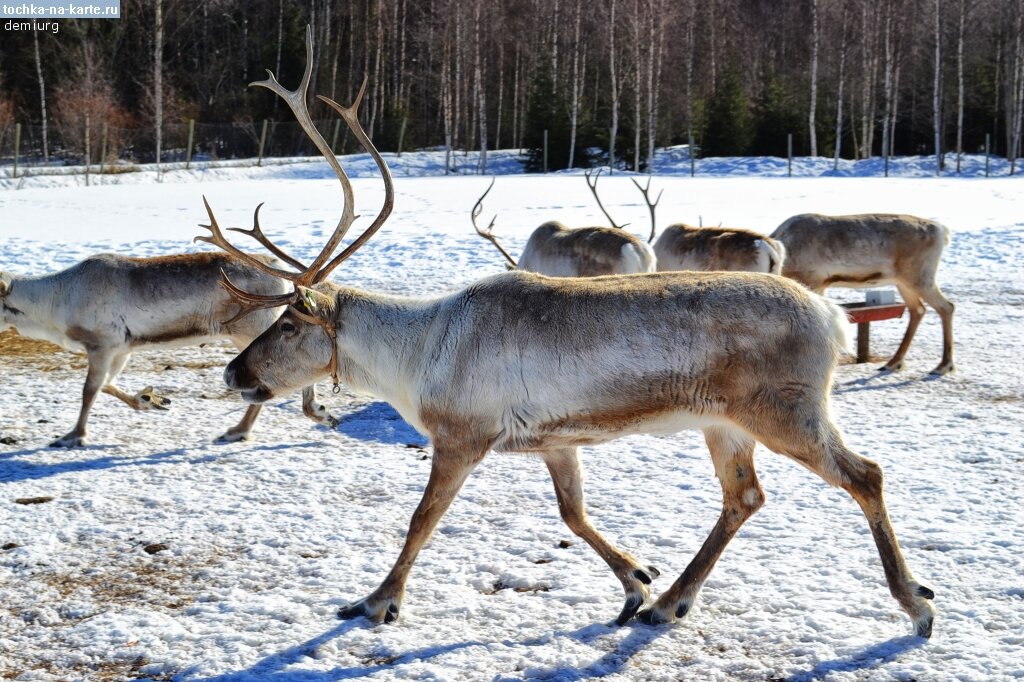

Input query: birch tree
[32,30,49,163]
[567,0,582,167]
[609,0,620,171]
[934,0,943,174]
[809,0,820,156]
[153,0,164,167]
[834,2,849,169]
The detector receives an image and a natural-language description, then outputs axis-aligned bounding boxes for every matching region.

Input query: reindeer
[202,29,937,639]
[0,240,337,448]
[771,213,955,374]
[595,174,786,274]
[471,175,656,277]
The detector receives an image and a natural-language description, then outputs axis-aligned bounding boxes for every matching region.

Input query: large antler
[584,168,628,230]
[195,26,393,311]
[630,175,663,243]
[470,179,517,268]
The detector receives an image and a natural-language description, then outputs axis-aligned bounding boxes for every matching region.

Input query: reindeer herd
[0,28,956,642]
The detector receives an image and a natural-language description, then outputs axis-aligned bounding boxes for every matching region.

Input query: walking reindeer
[199,29,936,639]
[0,239,336,447]
[471,174,656,276]
[772,213,955,374]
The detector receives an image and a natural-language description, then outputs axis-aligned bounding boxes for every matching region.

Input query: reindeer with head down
[200,28,936,639]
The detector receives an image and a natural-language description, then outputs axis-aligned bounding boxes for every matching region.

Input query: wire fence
[0,116,446,177]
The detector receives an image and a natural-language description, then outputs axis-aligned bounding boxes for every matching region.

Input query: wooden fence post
[257,119,268,166]
[13,123,20,178]
[543,129,548,173]
[787,133,793,176]
[185,118,195,169]
[100,123,108,174]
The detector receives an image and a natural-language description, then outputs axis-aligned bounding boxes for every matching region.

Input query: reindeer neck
[332,287,438,405]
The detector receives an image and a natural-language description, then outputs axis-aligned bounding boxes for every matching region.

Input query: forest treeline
[0,0,1023,171]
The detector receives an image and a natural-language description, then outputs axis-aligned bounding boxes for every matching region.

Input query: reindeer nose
[224,356,253,390]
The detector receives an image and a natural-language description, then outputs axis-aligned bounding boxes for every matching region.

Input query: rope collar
[289,305,341,394]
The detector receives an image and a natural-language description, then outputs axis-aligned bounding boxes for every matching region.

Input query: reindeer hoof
[929,363,955,376]
[49,434,85,448]
[138,387,171,411]
[338,596,400,624]
[915,613,934,639]
[635,607,669,626]
[916,585,935,600]
[215,431,251,444]
[615,593,645,626]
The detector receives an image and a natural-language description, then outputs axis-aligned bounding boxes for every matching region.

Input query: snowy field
[1,155,1023,681]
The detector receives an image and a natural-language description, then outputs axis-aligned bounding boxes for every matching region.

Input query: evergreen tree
[702,64,752,156]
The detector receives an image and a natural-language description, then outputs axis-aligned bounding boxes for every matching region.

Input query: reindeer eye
[280,321,297,334]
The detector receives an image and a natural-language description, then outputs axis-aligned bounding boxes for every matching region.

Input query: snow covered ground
[1,153,1023,681]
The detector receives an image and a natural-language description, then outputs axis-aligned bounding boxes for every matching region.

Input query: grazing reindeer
[471,178,656,276]
[771,213,955,374]
[208,30,937,639]
[593,173,786,274]
[0,245,337,448]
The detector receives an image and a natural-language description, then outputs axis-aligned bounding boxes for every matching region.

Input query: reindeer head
[0,272,16,331]
[225,286,338,403]
[198,26,393,402]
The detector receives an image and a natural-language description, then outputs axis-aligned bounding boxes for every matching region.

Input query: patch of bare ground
[3,548,237,679]
[0,330,87,375]
[35,546,231,611]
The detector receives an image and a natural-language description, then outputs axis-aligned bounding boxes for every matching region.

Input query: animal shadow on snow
[185,619,667,682]
[0,446,209,484]
[835,368,946,395]
[336,401,428,447]
[787,635,926,681]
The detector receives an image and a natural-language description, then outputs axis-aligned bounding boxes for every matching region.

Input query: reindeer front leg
[301,385,338,428]
[51,350,115,448]
[543,447,660,625]
[338,444,485,623]
[94,352,172,411]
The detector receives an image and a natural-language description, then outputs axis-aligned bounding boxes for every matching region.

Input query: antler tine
[225,203,308,272]
[218,270,300,324]
[313,78,398,281]
[195,196,311,283]
[584,167,628,230]
[468,178,517,268]
[249,25,357,284]
[630,175,663,243]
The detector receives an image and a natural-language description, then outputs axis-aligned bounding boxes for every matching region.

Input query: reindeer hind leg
[543,447,660,626]
[637,425,762,625]
[301,385,338,428]
[51,349,115,448]
[733,399,935,637]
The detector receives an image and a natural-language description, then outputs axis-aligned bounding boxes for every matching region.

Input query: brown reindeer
[198,29,937,640]
[471,177,656,276]
[772,213,955,374]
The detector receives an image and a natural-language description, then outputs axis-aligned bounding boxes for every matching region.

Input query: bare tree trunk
[474,0,487,173]
[513,44,520,151]
[454,7,463,152]
[934,0,943,175]
[686,3,695,159]
[154,0,164,168]
[568,0,582,168]
[890,61,901,156]
[881,2,894,171]
[633,0,642,171]
[709,0,718,93]
[369,0,383,139]
[1012,4,1024,172]
[551,0,560,93]
[956,0,965,172]
[835,5,848,170]
[496,42,504,151]
[809,0,819,156]
[274,0,284,116]
[442,40,453,174]
[609,0,620,172]
[646,0,664,167]
[32,30,49,163]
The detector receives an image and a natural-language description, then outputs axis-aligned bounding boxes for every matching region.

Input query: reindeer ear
[295,286,335,321]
